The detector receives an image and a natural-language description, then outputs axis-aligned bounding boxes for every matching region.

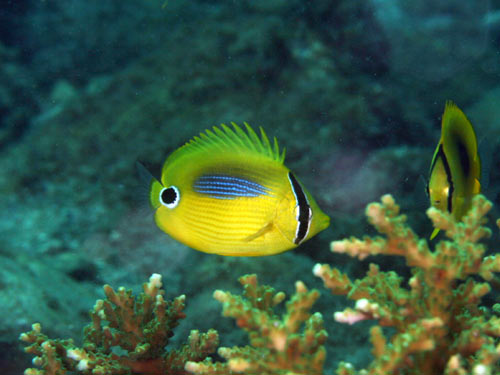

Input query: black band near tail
[288,172,312,244]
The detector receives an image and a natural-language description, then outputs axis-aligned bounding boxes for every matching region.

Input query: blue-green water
[1,1,499,374]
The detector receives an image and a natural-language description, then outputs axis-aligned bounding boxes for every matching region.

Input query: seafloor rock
[0,253,98,374]
[0,42,38,147]
[372,0,490,81]
[12,1,171,86]
[468,86,500,206]
[311,145,430,240]
[0,255,97,343]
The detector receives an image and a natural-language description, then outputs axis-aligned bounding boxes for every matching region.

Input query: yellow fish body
[427,101,481,239]
[147,123,330,256]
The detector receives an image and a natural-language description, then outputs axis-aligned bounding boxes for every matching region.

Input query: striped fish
[146,123,330,256]
[427,101,481,239]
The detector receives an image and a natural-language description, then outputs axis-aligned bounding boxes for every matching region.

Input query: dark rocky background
[1,0,500,373]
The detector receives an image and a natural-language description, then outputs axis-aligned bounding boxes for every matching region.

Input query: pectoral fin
[473,178,481,194]
[244,222,273,242]
[430,228,440,240]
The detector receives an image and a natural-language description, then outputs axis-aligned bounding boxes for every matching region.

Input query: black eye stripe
[435,145,454,213]
[288,172,312,245]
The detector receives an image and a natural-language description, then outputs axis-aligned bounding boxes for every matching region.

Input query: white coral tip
[67,349,82,361]
[213,290,228,302]
[334,310,368,325]
[355,298,369,311]
[313,263,323,276]
[185,361,202,373]
[330,241,345,253]
[473,364,490,375]
[76,359,89,371]
[149,273,162,288]
[228,358,251,372]
[295,280,307,293]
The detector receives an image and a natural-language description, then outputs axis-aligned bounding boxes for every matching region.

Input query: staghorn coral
[185,274,327,375]
[20,274,218,375]
[20,195,500,375]
[20,273,325,375]
[315,194,500,375]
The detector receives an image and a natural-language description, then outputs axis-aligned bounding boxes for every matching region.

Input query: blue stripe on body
[193,174,271,199]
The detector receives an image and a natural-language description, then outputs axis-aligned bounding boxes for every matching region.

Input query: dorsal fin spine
[213,125,235,148]
[232,123,253,152]
[273,137,285,163]
[225,123,248,150]
[165,123,283,168]
[260,127,272,158]
[245,123,265,155]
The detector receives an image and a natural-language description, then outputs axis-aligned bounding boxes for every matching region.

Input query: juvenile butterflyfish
[146,123,330,256]
[427,101,481,239]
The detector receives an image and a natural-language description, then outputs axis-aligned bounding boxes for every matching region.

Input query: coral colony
[21,195,500,374]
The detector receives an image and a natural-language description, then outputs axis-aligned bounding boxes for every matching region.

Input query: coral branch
[331,194,434,269]
[21,274,218,375]
[186,274,327,375]
[20,194,500,375]
[318,194,500,375]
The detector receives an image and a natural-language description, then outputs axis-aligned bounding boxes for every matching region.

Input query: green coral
[315,194,500,375]
[21,195,500,375]
[20,273,325,375]
[20,274,219,375]
[186,274,327,375]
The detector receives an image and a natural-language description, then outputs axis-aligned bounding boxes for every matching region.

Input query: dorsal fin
[164,123,286,169]
[441,101,480,192]
[442,101,478,161]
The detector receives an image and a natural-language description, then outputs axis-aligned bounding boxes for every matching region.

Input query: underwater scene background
[2,0,500,374]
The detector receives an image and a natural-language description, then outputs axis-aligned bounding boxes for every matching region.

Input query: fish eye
[159,186,180,209]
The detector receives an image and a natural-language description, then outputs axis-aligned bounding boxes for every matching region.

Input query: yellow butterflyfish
[427,101,481,239]
[146,123,330,256]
